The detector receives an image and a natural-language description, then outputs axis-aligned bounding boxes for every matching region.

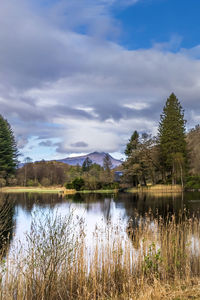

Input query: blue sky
[0,0,200,161]
[116,0,200,50]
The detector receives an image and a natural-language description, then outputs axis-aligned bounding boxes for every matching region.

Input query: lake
[1,191,200,256]
[0,191,200,300]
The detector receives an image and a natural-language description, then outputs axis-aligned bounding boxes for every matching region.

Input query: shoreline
[1,186,69,194]
[0,186,118,194]
[3,184,198,195]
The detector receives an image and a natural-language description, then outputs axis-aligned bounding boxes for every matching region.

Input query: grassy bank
[1,186,118,195]
[1,210,200,299]
[1,186,74,194]
[127,184,183,194]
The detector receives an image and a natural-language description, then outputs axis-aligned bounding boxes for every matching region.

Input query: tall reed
[0,209,200,299]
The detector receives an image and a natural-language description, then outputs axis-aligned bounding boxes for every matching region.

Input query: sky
[1,0,200,162]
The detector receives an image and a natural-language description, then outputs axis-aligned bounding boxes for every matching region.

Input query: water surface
[1,191,200,255]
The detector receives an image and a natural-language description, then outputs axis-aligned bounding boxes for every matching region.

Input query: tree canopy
[158,93,186,183]
[125,130,139,157]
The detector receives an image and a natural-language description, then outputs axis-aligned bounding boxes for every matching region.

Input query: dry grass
[1,186,76,195]
[1,187,117,195]
[128,184,183,194]
[0,210,200,299]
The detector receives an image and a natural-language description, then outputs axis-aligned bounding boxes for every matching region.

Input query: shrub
[6,176,17,186]
[185,175,200,190]
[101,182,119,190]
[66,178,85,191]
[0,178,6,188]
[25,210,80,299]
[65,182,74,189]
[27,179,39,187]
[72,177,85,191]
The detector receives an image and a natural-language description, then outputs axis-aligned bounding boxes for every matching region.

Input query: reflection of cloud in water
[5,192,200,272]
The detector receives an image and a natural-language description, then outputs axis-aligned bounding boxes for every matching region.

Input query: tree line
[16,154,118,190]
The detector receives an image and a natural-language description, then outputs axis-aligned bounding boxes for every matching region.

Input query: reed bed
[128,184,183,194]
[0,210,200,300]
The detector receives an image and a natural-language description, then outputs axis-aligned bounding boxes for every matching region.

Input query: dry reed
[128,184,183,194]
[0,209,200,300]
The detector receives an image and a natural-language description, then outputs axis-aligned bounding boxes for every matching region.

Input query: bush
[185,176,200,190]
[65,182,74,189]
[66,178,85,191]
[0,178,6,188]
[27,179,39,187]
[101,182,119,190]
[72,178,85,191]
[6,176,17,186]
[25,210,80,299]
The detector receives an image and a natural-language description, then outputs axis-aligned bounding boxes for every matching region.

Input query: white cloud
[0,0,200,159]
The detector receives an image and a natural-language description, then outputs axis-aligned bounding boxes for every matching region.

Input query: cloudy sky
[1,0,200,162]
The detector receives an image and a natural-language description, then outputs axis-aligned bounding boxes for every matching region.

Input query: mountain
[56,152,122,168]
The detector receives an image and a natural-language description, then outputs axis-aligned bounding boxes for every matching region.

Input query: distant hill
[56,152,122,168]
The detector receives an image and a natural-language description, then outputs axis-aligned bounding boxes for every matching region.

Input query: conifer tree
[82,157,92,172]
[103,154,113,171]
[103,153,113,184]
[0,115,18,179]
[158,93,186,184]
[125,130,139,157]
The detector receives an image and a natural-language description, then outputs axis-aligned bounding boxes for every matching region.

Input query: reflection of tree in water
[67,193,85,202]
[66,193,115,221]
[0,194,15,256]
[116,192,200,222]
[10,193,65,212]
[123,192,200,250]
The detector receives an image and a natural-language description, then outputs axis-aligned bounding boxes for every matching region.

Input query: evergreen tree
[158,93,187,184]
[125,130,139,157]
[0,115,18,179]
[103,153,113,171]
[82,157,93,172]
[103,153,113,184]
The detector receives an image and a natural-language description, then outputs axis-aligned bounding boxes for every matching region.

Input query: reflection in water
[1,191,200,263]
[10,192,65,212]
[0,192,200,299]
[0,194,15,256]
[117,192,200,219]
[9,191,200,219]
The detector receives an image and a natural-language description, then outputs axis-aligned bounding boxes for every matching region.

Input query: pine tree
[103,154,113,184]
[82,157,92,172]
[0,115,18,179]
[158,93,186,184]
[103,154,113,171]
[125,130,139,157]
